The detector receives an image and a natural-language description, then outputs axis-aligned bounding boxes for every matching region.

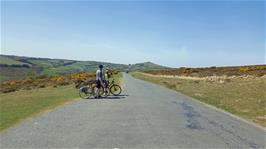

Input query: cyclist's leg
[102,80,108,96]
[95,80,101,98]
[100,80,106,94]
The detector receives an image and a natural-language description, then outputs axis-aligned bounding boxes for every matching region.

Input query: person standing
[105,68,113,80]
[95,64,105,98]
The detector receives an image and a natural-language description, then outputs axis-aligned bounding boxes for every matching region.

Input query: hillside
[0,55,167,81]
[128,61,168,71]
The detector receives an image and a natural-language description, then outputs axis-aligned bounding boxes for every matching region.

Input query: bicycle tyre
[92,85,105,97]
[79,86,93,99]
[110,84,122,96]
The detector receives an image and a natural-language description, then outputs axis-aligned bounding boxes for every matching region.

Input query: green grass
[1,55,166,81]
[27,59,54,68]
[132,72,266,127]
[114,72,123,85]
[0,72,123,131]
[129,62,168,71]
[0,85,78,131]
[0,67,37,81]
[0,56,26,65]
[42,64,84,75]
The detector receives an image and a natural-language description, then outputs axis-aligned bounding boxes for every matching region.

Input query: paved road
[1,73,265,148]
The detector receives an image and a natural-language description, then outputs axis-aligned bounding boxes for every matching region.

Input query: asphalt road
[1,73,265,148]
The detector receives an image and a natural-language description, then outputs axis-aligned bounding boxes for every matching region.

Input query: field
[0,72,123,131]
[144,65,266,77]
[0,55,124,131]
[0,72,96,93]
[0,55,166,81]
[0,67,37,81]
[114,71,123,86]
[132,70,266,127]
[0,55,28,65]
[0,85,78,131]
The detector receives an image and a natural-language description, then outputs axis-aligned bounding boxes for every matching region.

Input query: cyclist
[95,64,106,98]
[104,68,113,87]
[105,68,113,80]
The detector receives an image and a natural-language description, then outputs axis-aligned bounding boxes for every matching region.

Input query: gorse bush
[0,70,120,93]
[239,66,266,72]
[0,72,95,93]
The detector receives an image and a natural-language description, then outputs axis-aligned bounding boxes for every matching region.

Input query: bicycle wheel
[79,86,93,99]
[110,84,122,96]
[92,85,105,98]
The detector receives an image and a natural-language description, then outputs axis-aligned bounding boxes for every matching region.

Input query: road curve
[0,73,265,148]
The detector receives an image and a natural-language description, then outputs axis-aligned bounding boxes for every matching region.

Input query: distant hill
[0,55,167,81]
[128,61,168,71]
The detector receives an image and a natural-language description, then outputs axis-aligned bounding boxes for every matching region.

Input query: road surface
[1,73,265,148]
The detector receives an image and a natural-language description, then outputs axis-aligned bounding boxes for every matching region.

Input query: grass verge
[113,72,123,86]
[0,85,78,131]
[132,72,266,127]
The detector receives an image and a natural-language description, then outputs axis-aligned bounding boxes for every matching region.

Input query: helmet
[99,64,103,69]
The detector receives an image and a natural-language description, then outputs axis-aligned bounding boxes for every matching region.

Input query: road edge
[174,90,266,131]
[0,98,81,134]
[130,74,266,131]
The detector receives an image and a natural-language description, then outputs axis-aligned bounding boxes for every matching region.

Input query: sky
[1,1,265,67]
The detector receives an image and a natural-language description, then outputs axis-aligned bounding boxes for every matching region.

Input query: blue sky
[1,1,265,67]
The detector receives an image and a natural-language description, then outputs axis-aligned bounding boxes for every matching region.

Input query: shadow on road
[90,94,129,100]
[116,94,129,97]
[104,96,126,100]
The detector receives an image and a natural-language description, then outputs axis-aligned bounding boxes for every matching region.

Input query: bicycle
[78,78,122,99]
[101,78,122,97]
[78,80,98,99]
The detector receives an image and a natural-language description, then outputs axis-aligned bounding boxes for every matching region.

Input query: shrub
[239,66,256,72]
[224,78,231,83]
[194,80,200,84]
[1,87,17,93]
[38,85,45,88]
[255,72,265,77]
[0,71,95,93]
[36,75,48,79]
